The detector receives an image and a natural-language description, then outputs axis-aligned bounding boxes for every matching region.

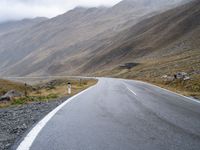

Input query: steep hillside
[0,0,186,76]
[80,0,200,73]
[92,0,200,98]
[0,17,47,36]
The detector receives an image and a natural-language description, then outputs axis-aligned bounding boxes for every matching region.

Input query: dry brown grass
[0,79,28,96]
[0,78,97,108]
[96,49,200,99]
[30,79,97,97]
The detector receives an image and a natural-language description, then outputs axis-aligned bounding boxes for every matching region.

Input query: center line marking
[127,87,137,96]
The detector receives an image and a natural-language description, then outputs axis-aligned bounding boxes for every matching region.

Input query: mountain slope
[78,0,200,73]
[0,0,186,76]
[91,0,200,99]
[0,17,47,36]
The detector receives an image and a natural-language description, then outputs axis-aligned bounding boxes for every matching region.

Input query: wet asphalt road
[18,78,200,150]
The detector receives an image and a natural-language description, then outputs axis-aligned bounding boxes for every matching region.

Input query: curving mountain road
[16,78,200,150]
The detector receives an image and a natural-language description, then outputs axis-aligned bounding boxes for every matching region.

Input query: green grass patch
[11,94,59,106]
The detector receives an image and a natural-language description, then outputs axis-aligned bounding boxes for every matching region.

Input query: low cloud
[0,0,122,22]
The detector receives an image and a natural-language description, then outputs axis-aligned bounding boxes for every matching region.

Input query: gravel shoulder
[0,97,69,150]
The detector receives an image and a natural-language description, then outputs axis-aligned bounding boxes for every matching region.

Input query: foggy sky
[0,0,122,22]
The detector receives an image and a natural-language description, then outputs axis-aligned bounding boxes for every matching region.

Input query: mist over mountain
[0,17,47,36]
[0,0,196,76]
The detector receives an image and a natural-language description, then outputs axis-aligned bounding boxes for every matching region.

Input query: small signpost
[24,83,28,97]
[67,82,71,95]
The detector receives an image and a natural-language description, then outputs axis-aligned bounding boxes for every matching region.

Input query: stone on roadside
[0,90,23,102]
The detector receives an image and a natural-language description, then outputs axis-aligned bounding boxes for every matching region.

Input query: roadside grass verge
[0,79,29,96]
[0,78,97,108]
[96,49,200,99]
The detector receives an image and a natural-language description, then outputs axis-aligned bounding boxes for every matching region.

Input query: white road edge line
[133,80,200,104]
[127,87,137,96]
[16,85,96,150]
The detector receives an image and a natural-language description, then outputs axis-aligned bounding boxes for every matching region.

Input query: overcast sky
[0,0,122,22]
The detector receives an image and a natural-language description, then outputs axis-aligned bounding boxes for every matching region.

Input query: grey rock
[4,90,23,97]
[183,76,191,81]
[161,75,175,81]
[174,72,188,79]
[0,96,11,102]
[0,90,23,102]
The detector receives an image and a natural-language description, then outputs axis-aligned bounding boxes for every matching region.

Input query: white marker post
[67,82,71,95]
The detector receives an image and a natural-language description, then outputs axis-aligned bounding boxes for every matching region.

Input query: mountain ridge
[0,0,194,76]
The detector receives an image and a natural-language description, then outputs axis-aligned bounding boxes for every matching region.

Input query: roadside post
[24,83,28,97]
[67,82,72,95]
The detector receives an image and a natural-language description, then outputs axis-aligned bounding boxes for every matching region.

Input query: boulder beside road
[161,72,191,82]
[0,90,23,102]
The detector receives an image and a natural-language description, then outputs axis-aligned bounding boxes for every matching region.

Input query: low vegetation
[0,78,97,108]
[0,79,28,96]
[96,49,200,99]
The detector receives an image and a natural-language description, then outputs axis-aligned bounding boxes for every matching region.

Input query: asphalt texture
[18,78,200,150]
